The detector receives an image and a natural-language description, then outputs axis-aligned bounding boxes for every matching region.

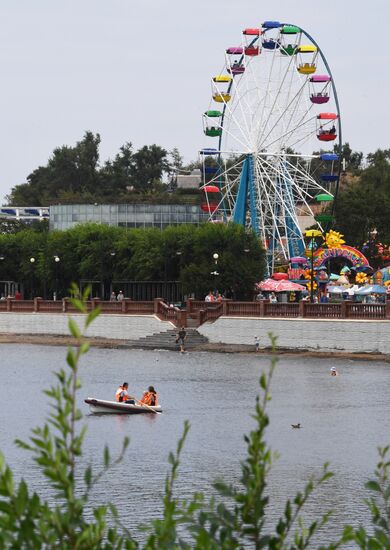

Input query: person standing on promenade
[110,291,116,301]
[215,291,223,302]
[117,290,124,301]
[205,291,214,302]
[269,292,277,303]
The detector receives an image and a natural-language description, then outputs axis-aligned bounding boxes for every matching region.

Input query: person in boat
[140,386,158,406]
[115,382,135,404]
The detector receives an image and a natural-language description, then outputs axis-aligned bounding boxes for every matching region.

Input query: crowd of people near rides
[255,290,387,303]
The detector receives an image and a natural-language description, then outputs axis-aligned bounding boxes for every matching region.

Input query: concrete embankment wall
[0,313,167,340]
[198,317,390,355]
[2,313,390,355]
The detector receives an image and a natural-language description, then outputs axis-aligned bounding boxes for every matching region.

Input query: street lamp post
[211,253,219,275]
[0,255,4,297]
[369,228,378,264]
[305,230,322,303]
[211,253,219,280]
[175,251,182,302]
[54,255,60,299]
[30,257,35,299]
[109,251,116,297]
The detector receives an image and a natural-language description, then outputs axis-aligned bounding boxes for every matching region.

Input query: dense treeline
[6,132,182,206]
[0,223,265,300]
[5,131,390,252]
[334,148,390,246]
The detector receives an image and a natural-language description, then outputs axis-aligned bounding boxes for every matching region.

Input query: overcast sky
[0,0,388,203]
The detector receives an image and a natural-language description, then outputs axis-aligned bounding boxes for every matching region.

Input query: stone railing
[0,298,389,326]
[0,298,155,315]
[155,298,187,327]
[186,299,390,323]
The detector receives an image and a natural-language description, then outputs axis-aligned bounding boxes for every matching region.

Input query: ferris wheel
[200,21,342,274]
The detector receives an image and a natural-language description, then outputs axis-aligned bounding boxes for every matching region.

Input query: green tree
[334,149,390,248]
[131,145,170,193]
[334,142,364,172]
[6,136,176,204]
[0,223,266,298]
[100,142,135,197]
[6,132,102,205]
[179,223,265,299]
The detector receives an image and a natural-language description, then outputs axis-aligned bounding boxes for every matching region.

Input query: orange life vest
[140,391,158,406]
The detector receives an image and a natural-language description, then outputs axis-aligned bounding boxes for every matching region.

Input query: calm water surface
[0,344,390,546]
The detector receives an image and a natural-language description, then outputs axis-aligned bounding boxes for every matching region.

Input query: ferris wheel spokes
[201,21,341,272]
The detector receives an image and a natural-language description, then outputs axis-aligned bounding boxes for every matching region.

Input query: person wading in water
[176,326,187,353]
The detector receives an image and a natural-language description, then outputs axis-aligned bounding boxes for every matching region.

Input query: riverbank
[1,332,390,363]
[2,312,390,357]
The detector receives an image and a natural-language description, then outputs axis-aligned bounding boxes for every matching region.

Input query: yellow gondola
[297,45,317,53]
[297,63,316,75]
[212,75,232,83]
[213,93,231,103]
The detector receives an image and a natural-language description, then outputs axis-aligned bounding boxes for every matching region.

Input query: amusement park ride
[198,20,374,291]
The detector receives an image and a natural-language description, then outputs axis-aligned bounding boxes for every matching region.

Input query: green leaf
[104,445,110,467]
[366,480,381,492]
[86,306,101,328]
[80,341,90,355]
[14,479,28,515]
[66,348,77,369]
[68,318,82,339]
[84,465,92,488]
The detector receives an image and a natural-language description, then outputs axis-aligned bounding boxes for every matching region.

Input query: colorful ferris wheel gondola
[199,20,342,274]
[296,44,318,74]
[280,24,301,56]
[200,185,220,214]
[203,110,223,137]
[317,112,338,141]
[242,28,261,56]
[310,75,331,104]
[225,47,245,77]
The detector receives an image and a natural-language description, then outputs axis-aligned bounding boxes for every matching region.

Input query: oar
[133,397,161,415]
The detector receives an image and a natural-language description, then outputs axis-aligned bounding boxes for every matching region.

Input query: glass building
[49,204,209,231]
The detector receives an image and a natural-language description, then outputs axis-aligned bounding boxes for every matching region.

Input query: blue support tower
[281,162,305,259]
[232,155,259,232]
[232,154,305,275]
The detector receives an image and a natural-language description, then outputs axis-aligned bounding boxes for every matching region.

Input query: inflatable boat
[85,398,162,414]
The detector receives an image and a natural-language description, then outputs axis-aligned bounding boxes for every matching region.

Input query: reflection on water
[0,344,389,545]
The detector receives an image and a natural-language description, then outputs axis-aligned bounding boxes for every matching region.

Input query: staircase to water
[126,327,209,350]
